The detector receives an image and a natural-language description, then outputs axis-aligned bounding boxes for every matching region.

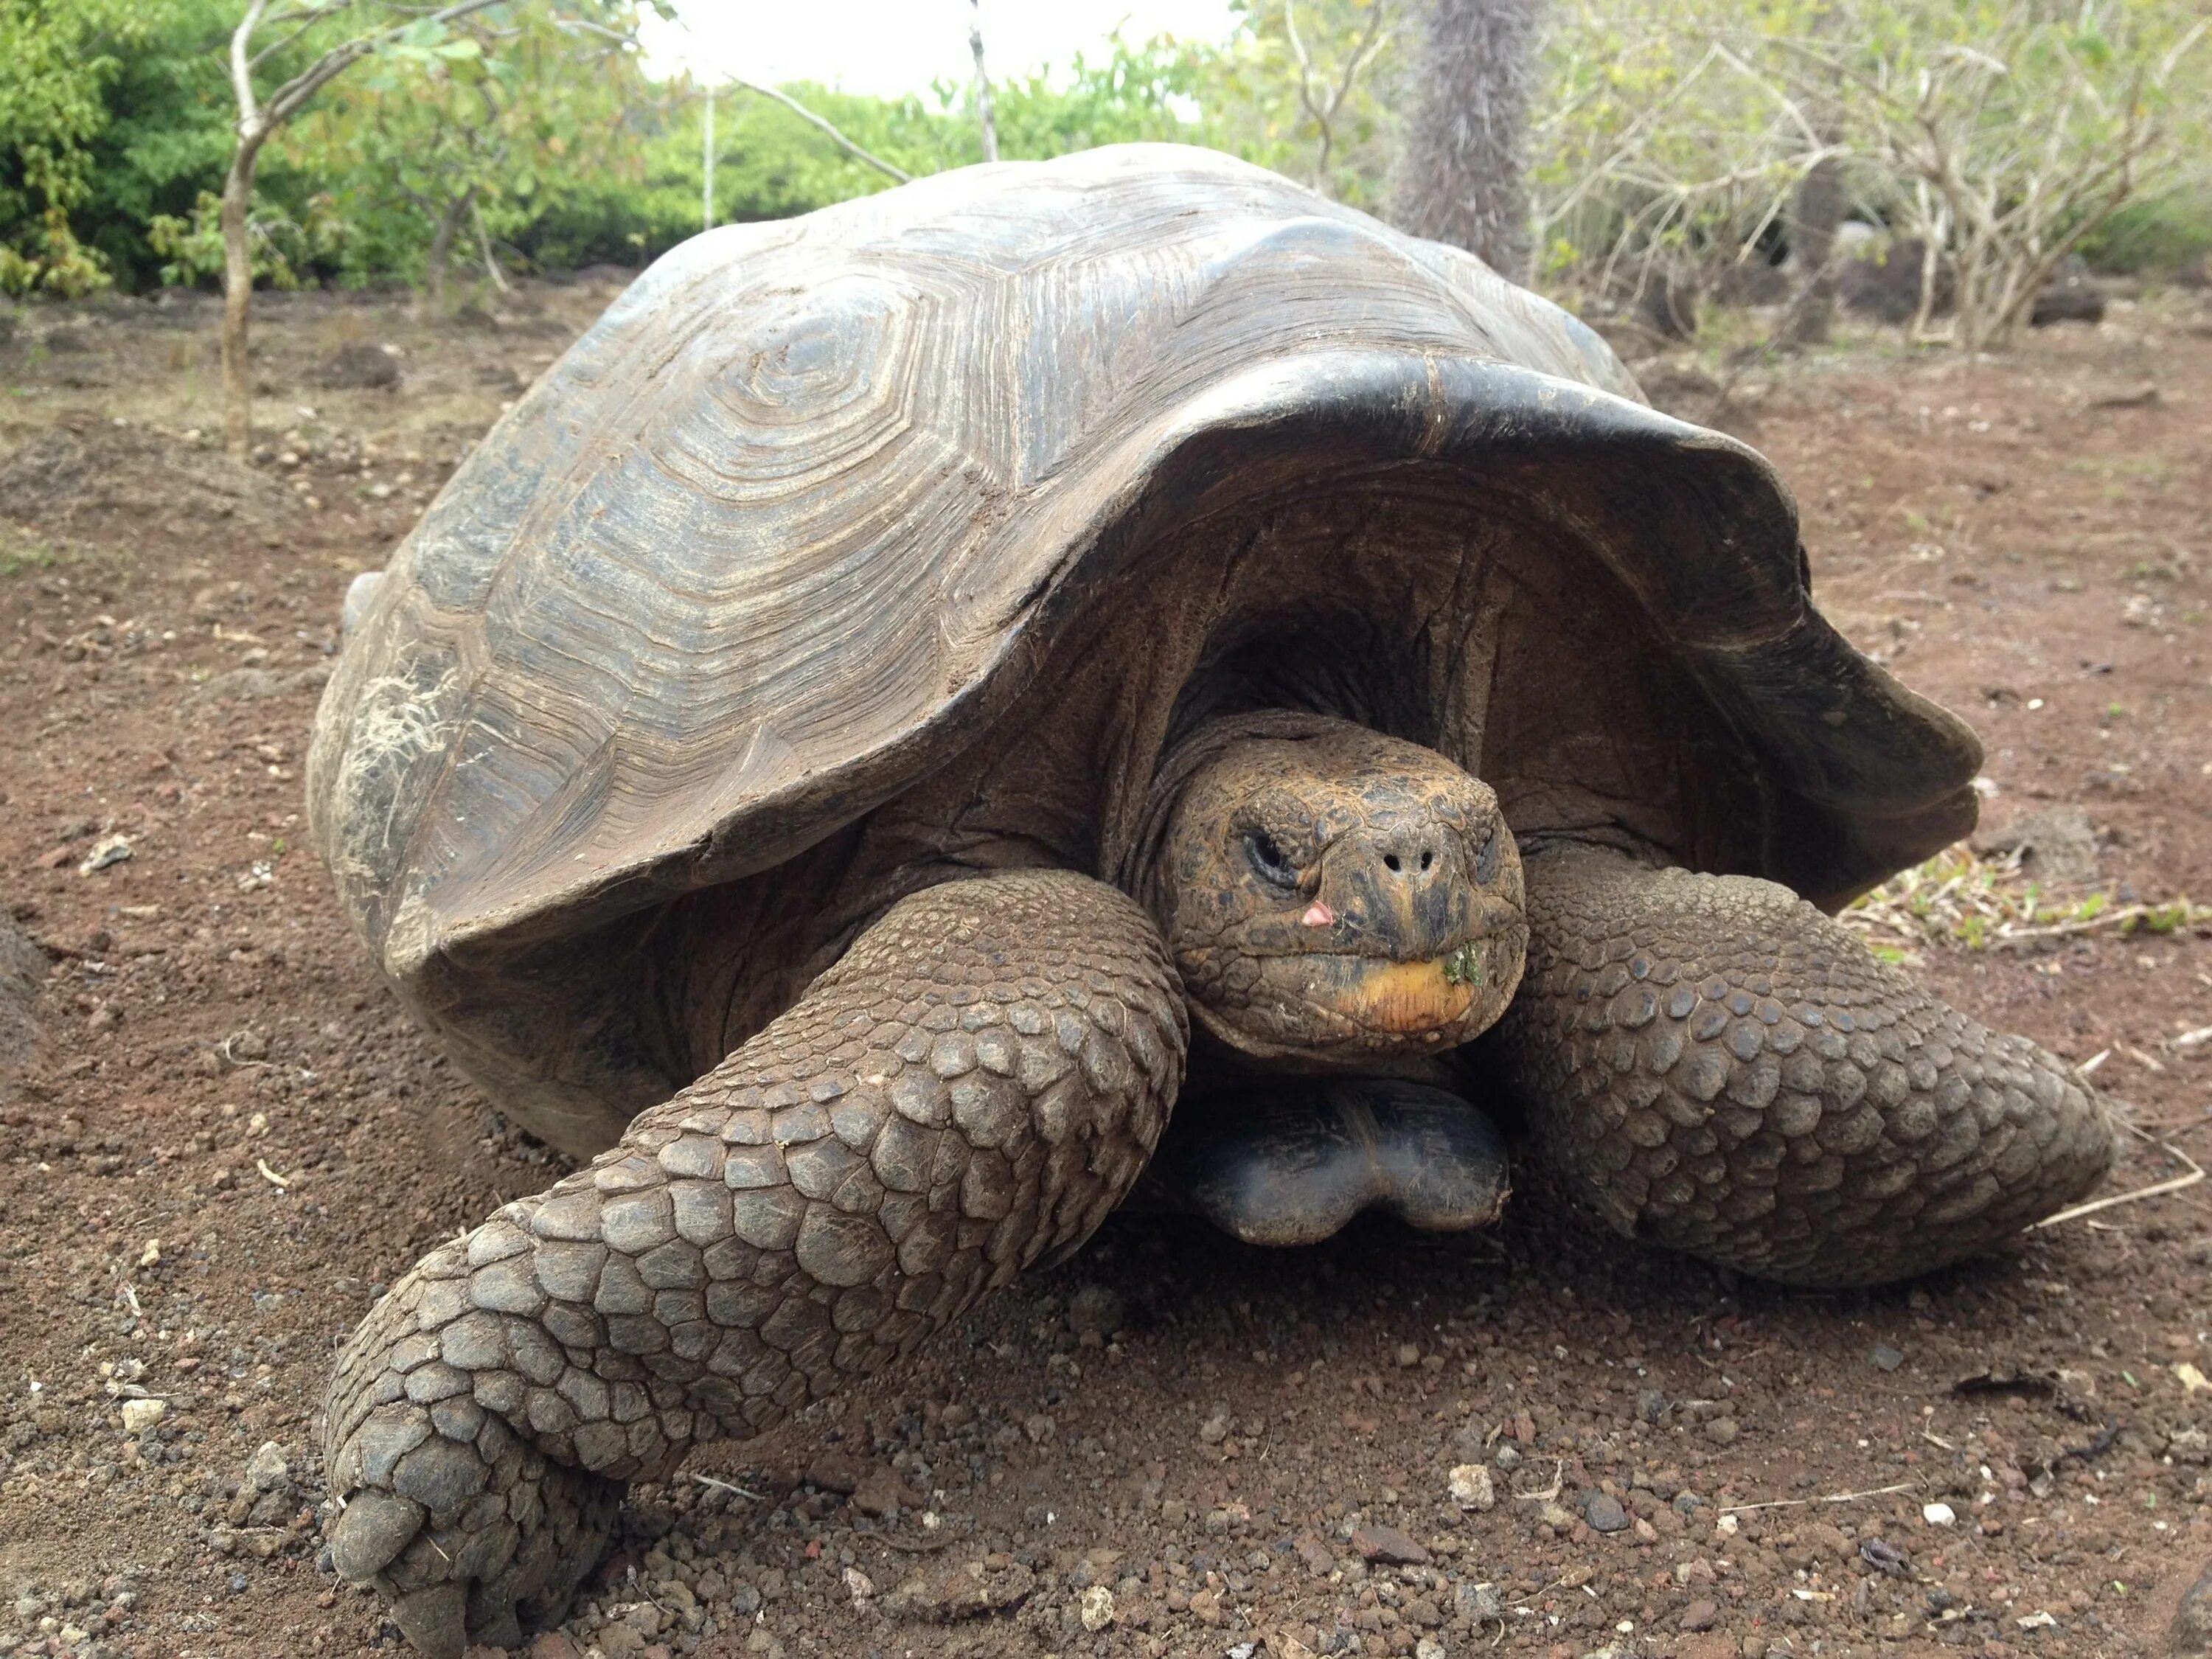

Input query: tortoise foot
[325,1388,621,1659]
[1154,1079,1510,1247]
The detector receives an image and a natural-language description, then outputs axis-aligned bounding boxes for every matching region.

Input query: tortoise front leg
[321,872,1185,1657]
[1489,846,2113,1287]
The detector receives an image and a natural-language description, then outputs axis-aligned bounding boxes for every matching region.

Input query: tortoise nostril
[1384,853,1402,874]
[1419,848,1433,872]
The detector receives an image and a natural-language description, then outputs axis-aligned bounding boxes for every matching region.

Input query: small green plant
[1442,942,1484,986]
[1843,843,2212,957]
[0,526,58,577]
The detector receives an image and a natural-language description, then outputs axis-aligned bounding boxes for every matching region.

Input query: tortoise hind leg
[1489,845,2114,1287]
[322,872,1185,1657]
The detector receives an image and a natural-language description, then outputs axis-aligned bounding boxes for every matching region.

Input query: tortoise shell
[307,143,1979,1156]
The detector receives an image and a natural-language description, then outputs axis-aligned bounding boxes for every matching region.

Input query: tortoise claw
[1152,1078,1510,1246]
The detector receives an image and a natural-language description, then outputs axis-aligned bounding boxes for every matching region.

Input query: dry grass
[1841,844,2212,963]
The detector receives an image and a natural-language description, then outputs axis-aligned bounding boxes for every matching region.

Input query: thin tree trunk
[422,187,474,316]
[218,140,262,462]
[702,84,716,229]
[220,0,516,462]
[969,0,998,163]
[1391,0,1545,281]
[472,195,509,292]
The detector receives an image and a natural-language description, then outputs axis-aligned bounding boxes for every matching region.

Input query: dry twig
[1720,1480,1916,1514]
[2030,1146,2205,1230]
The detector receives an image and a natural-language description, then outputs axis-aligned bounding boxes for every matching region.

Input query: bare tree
[1281,1,1395,189]
[969,0,998,163]
[1391,0,1545,278]
[221,0,512,459]
[1802,18,2211,349]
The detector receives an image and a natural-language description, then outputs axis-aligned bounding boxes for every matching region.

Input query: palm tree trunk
[1390,0,1545,281]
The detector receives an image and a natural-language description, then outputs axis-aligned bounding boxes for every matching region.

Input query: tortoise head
[1137,714,1527,1065]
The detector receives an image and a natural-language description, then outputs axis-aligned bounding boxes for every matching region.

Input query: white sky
[639,1,1242,98]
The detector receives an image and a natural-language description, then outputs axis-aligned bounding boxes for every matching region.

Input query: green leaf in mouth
[1441,942,1484,987]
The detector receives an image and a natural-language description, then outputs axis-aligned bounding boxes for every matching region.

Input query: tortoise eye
[1244,831,1298,890]
[1474,830,1499,886]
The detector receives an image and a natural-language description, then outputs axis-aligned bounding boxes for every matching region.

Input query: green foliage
[147,187,355,289]
[2081,188,2212,272]
[287,2,663,291]
[525,35,1225,271]
[0,0,145,293]
[1208,0,1405,207]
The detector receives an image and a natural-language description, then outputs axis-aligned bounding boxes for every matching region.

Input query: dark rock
[0,909,44,1107]
[1349,1524,1428,1565]
[2174,1558,2212,1655]
[883,1559,1036,1622]
[2031,257,2106,327]
[850,1463,920,1518]
[804,1452,860,1494]
[1068,1283,1124,1338]
[1841,238,1953,323]
[1860,1537,1910,1576]
[195,668,283,701]
[1585,1492,1630,1533]
[1637,269,1700,340]
[313,341,403,390]
[1972,804,2100,889]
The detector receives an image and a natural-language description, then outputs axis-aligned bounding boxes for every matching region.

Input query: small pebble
[1456,1581,1504,1621]
[1585,1492,1630,1533]
[1447,1463,1495,1512]
[1871,1344,1905,1372]
[1079,1585,1115,1631]
[1922,1501,1958,1527]
[1397,1343,1422,1368]
[1068,1284,1124,1338]
[246,1441,290,1492]
[119,1398,165,1435]
[1349,1523,1429,1565]
[1703,1416,1739,1445]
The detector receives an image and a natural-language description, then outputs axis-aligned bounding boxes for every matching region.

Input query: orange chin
[1322,958,1477,1034]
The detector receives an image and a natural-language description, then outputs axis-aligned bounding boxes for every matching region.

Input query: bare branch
[258,0,515,130]
[231,0,279,133]
[251,1,359,71]
[969,0,998,164]
[731,78,913,183]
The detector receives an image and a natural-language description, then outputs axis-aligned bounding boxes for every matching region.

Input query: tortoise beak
[1302,937,1507,1035]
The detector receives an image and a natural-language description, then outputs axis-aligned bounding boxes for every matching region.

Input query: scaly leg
[322,872,1185,1656]
[1491,846,2113,1287]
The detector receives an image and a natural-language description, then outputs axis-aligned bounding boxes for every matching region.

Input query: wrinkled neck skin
[1130,711,1530,1075]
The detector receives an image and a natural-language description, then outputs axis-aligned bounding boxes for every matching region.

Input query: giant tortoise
[307,144,2113,1654]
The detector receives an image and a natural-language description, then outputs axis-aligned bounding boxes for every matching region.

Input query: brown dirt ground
[0,277,2206,1659]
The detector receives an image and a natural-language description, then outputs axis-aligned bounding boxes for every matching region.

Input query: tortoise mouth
[1187,928,1526,1060]
[1305,953,1481,1033]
